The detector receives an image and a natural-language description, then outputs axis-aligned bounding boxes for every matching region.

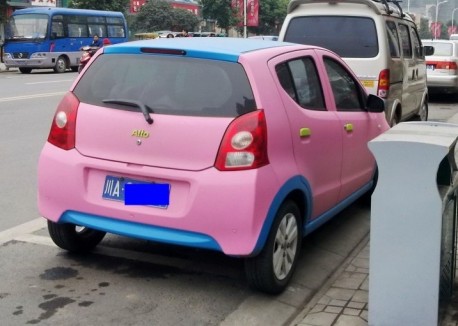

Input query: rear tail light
[377,69,390,98]
[47,92,79,150]
[214,110,269,171]
[427,61,458,70]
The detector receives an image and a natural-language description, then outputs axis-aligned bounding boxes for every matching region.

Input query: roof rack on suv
[287,0,405,17]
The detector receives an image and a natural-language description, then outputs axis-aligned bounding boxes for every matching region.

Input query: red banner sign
[232,0,259,27]
[430,22,442,39]
[247,0,259,27]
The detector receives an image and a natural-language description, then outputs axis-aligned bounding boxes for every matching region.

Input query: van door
[398,23,416,117]
[410,25,427,116]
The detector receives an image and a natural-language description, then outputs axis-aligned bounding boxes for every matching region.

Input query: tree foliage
[68,0,130,13]
[131,0,199,33]
[418,17,432,39]
[0,1,8,25]
[200,0,239,33]
[200,0,289,35]
[248,0,289,35]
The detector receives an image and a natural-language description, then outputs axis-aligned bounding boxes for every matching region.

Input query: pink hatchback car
[38,38,389,294]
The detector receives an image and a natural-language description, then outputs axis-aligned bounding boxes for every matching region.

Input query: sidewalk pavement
[290,117,458,326]
[289,237,458,326]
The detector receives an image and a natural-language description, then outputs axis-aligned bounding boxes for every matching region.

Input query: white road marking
[25,80,74,85]
[0,91,66,102]
[0,217,46,245]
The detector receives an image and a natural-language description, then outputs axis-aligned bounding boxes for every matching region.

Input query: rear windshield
[73,54,256,117]
[283,16,378,58]
[422,42,453,56]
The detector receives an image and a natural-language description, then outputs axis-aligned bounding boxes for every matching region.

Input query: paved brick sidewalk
[291,238,458,326]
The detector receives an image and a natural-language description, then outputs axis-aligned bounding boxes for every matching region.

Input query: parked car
[422,39,458,94]
[279,0,434,126]
[38,38,388,294]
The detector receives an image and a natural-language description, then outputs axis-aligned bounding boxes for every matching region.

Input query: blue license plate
[102,176,169,208]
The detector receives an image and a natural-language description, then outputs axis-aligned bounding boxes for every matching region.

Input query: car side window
[411,27,422,58]
[275,57,325,111]
[323,57,364,111]
[398,24,412,58]
[386,21,400,58]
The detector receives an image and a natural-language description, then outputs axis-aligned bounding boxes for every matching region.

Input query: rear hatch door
[72,52,256,171]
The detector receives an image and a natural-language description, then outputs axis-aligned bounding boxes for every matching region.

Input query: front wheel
[19,67,32,74]
[47,220,106,252]
[54,56,67,73]
[245,200,302,294]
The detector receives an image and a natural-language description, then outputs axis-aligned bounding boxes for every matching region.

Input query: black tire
[47,220,106,253]
[54,56,67,73]
[245,200,302,294]
[414,101,428,122]
[19,68,32,74]
[390,114,399,127]
[71,66,79,72]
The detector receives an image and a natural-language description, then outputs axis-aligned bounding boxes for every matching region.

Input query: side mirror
[366,94,385,113]
[423,45,434,56]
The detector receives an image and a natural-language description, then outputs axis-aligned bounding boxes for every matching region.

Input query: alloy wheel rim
[272,213,298,280]
[57,59,65,70]
[420,103,427,121]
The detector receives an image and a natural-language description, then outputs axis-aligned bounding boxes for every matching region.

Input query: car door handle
[344,123,353,132]
[299,128,311,138]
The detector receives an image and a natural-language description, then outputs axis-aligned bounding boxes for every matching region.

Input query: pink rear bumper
[38,143,281,256]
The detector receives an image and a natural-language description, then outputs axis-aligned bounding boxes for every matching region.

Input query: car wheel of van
[71,66,78,72]
[390,114,399,127]
[54,56,67,73]
[19,68,32,74]
[416,101,428,122]
[47,220,106,252]
[244,200,302,294]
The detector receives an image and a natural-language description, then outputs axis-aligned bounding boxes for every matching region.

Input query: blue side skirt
[58,211,222,252]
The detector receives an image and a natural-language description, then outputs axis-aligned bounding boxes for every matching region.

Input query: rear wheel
[415,101,428,122]
[19,68,32,74]
[390,113,400,127]
[47,220,106,252]
[245,200,302,294]
[54,56,67,73]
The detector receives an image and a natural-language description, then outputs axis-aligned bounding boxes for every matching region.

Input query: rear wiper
[103,99,153,125]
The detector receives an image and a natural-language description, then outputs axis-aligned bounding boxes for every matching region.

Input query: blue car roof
[103,38,295,62]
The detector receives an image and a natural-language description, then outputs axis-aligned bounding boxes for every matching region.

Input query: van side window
[386,21,400,58]
[398,24,412,58]
[411,27,422,58]
[276,57,326,111]
[324,57,364,111]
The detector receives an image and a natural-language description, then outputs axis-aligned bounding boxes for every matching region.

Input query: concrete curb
[0,62,17,73]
